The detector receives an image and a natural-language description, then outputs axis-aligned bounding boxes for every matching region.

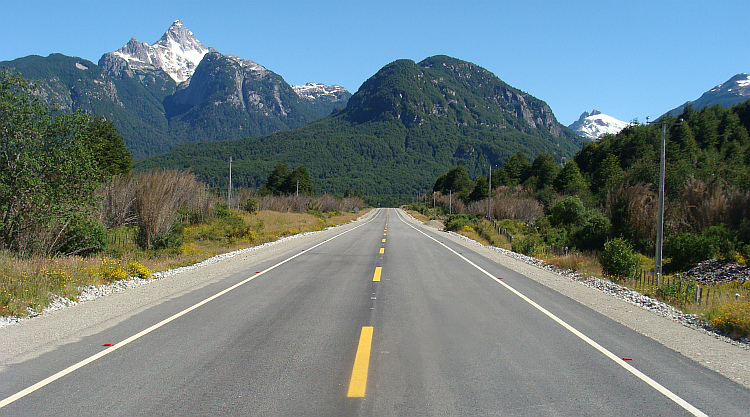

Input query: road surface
[1,208,748,415]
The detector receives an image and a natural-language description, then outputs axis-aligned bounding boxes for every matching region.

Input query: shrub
[548,196,587,228]
[512,235,543,256]
[99,259,128,282]
[58,215,108,256]
[140,222,183,250]
[444,214,472,232]
[665,232,719,271]
[127,261,151,279]
[542,228,569,247]
[712,301,750,339]
[571,212,611,251]
[599,238,639,279]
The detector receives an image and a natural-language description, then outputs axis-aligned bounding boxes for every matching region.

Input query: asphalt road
[1,208,749,416]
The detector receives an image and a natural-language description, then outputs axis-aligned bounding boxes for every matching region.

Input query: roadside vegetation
[0,69,365,318]
[413,100,750,340]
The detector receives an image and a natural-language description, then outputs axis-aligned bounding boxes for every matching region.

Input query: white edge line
[394,209,708,417]
[0,209,382,409]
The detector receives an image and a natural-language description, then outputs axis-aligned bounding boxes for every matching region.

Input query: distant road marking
[394,210,708,417]
[373,267,382,282]
[0,211,382,410]
[347,326,374,397]
[382,238,386,243]
[379,248,384,254]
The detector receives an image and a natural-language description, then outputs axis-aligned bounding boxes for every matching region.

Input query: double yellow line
[347,210,388,398]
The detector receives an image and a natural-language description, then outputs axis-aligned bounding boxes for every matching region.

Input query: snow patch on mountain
[663,73,750,118]
[568,110,629,140]
[292,82,349,101]
[105,20,209,83]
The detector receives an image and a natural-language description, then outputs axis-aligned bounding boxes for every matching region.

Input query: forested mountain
[135,55,585,205]
[573,100,750,255]
[0,21,350,158]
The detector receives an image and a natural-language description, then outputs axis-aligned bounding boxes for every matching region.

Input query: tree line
[430,99,750,272]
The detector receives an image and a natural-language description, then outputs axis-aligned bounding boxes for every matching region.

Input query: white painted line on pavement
[0,209,384,410]
[394,209,708,417]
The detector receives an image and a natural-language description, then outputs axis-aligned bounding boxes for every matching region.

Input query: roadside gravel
[402,213,750,389]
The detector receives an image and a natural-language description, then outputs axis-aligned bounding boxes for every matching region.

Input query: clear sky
[1,0,748,125]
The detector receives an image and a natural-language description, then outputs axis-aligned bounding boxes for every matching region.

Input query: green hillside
[136,56,585,205]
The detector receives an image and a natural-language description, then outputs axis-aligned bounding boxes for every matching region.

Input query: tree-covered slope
[136,55,586,204]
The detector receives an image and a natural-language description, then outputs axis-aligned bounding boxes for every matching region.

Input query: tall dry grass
[464,186,544,220]
[607,182,658,244]
[426,191,466,214]
[96,171,216,248]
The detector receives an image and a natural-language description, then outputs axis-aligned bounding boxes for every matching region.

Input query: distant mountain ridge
[663,73,750,118]
[568,110,629,140]
[1,21,351,157]
[136,55,585,204]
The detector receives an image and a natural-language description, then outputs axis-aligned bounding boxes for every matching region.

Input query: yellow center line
[382,238,386,243]
[379,248,384,254]
[372,267,382,282]
[347,326,374,397]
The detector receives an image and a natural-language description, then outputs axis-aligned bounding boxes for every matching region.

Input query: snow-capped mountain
[292,82,350,101]
[568,110,629,140]
[663,73,750,118]
[99,20,209,83]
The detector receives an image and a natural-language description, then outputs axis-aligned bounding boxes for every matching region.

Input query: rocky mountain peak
[663,73,750,118]
[569,110,628,140]
[292,82,350,101]
[99,20,209,83]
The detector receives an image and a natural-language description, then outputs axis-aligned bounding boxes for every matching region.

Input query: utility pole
[648,117,682,285]
[228,155,232,208]
[449,189,452,215]
[488,164,493,220]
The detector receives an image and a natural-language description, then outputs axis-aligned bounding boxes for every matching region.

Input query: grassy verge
[0,209,366,318]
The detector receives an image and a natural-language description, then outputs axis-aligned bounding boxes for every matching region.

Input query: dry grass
[0,209,366,318]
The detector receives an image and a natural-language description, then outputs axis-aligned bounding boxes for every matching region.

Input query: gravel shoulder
[400,212,750,389]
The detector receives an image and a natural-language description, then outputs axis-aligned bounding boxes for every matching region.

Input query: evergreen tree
[503,151,531,185]
[286,165,313,195]
[263,162,290,195]
[530,152,559,190]
[468,176,489,203]
[433,165,473,195]
[553,160,587,195]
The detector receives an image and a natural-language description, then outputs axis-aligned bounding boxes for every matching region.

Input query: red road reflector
[623,357,633,361]
[497,277,503,279]
[102,344,113,347]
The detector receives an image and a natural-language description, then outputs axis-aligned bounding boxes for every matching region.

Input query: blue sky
[1,0,748,125]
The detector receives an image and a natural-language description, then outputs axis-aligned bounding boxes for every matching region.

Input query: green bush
[243,198,258,214]
[542,228,569,247]
[599,238,639,278]
[571,212,611,251]
[512,235,543,256]
[548,196,586,228]
[140,222,183,250]
[58,215,108,256]
[444,214,472,232]
[665,232,719,271]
